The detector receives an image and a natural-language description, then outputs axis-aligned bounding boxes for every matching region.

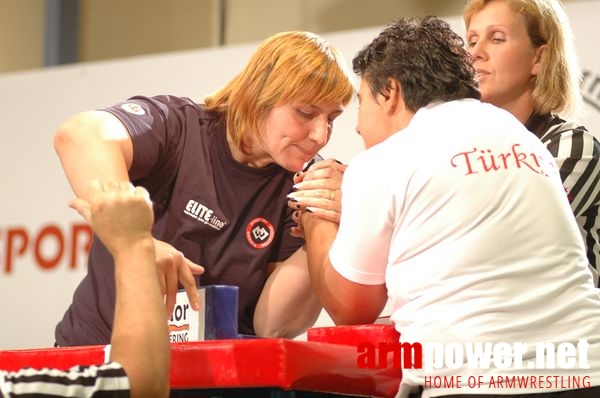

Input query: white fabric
[330,99,600,397]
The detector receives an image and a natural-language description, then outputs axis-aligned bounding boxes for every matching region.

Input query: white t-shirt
[330,99,600,397]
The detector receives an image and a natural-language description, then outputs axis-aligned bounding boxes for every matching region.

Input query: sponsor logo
[168,324,190,332]
[169,303,191,343]
[183,199,226,230]
[245,217,275,249]
[120,102,146,115]
[0,222,92,275]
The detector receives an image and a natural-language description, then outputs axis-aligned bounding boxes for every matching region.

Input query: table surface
[0,325,402,398]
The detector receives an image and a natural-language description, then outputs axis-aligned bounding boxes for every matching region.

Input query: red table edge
[0,338,400,397]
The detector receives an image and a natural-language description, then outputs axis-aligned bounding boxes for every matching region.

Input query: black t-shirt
[56,95,305,345]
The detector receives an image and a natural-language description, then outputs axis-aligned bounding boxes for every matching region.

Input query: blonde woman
[53,31,355,346]
[464,0,600,285]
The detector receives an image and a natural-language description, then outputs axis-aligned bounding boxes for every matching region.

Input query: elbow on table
[325,299,383,327]
[329,311,379,327]
[255,321,315,339]
[255,312,321,339]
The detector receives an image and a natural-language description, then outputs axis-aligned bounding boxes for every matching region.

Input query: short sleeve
[329,152,393,285]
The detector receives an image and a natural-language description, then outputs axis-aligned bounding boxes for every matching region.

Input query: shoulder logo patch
[120,102,146,115]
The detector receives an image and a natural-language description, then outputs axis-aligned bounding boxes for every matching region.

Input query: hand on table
[70,180,204,319]
[153,239,204,317]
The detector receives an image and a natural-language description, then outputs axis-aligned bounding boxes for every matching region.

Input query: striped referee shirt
[526,113,600,285]
[0,361,129,397]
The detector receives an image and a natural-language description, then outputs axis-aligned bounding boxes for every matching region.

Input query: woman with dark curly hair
[292,16,600,398]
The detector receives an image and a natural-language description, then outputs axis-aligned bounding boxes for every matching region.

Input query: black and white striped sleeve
[543,122,600,215]
[0,361,129,398]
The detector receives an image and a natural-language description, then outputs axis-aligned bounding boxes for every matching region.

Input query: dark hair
[352,16,480,112]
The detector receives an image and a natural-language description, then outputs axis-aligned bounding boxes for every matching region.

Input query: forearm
[303,218,346,323]
[303,214,387,325]
[110,238,170,398]
[254,247,322,338]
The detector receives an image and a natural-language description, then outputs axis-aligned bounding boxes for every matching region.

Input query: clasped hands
[287,158,346,237]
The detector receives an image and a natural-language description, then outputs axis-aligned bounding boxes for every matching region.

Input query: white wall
[1,3,599,349]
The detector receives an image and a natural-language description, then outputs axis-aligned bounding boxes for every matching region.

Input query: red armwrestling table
[0,325,401,397]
